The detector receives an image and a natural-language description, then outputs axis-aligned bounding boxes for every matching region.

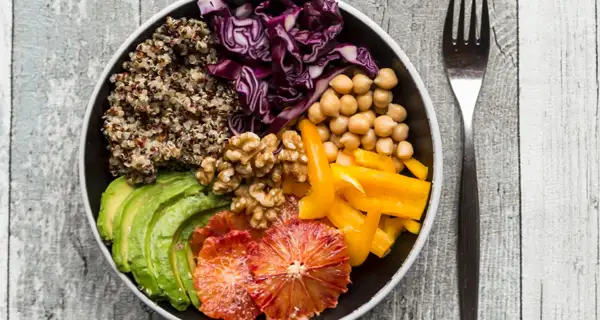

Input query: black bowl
[79,1,443,319]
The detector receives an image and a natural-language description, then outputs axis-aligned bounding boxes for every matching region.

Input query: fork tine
[480,0,490,43]
[468,0,477,42]
[444,0,456,42]
[457,0,466,42]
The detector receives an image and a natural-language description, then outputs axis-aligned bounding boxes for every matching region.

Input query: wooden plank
[0,0,11,317]
[9,0,150,318]
[520,1,600,319]
[141,0,169,23]
[364,0,520,319]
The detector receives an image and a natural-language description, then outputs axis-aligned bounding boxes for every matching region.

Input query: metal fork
[442,0,490,319]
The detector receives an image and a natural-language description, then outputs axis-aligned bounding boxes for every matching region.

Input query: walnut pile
[195,131,308,228]
[103,16,240,184]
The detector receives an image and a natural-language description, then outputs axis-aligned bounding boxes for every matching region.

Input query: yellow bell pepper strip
[331,165,365,194]
[335,151,357,166]
[343,208,382,266]
[342,188,424,220]
[402,219,422,234]
[383,218,405,240]
[331,164,431,200]
[379,215,388,229]
[402,157,429,180]
[282,179,311,198]
[326,198,393,258]
[353,149,396,173]
[298,119,335,219]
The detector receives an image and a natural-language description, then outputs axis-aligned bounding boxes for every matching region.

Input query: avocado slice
[97,176,135,242]
[128,174,202,298]
[149,193,228,310]
[112,172,186,273]
[175,212,221,309]
[177,240,200,308]
[174,211,226,308]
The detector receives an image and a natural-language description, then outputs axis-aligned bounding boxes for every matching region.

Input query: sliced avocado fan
[150,194,229,310]
[112,172,187,273]
[175,212,221,309]
[128,174,202,298]
[97,176,135,242]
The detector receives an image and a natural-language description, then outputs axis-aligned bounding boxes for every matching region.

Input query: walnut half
[278,130,308,183]
[231,180,285,229]
[194,157,216,185]
[213,166,241,194]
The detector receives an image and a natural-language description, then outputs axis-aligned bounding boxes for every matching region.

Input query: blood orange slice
[193,231,261,320]
[190,210,261,255]
[247,219,351,319]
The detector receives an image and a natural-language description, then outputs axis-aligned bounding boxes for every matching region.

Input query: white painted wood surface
[1,0,598,319]
[9,0,150,318]
[0,0,11,317]
[520,1,600,319]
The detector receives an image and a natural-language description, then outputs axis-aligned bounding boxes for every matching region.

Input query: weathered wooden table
[1,0,597,319]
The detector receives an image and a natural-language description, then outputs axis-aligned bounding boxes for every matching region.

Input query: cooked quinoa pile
[103,17,240,184]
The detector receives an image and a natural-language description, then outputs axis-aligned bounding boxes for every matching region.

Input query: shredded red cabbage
[212,16,271,62]
[235,66,274,123]
[198,0,380,134]
[308,44,379,78]
[268,66,351,133]
[197,0,229,16]
[234,3,253,18]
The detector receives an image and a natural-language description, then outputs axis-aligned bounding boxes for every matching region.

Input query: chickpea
[323,88,339,98]
[316,123,331,142]
[387,103,407,122]
[374,115,397,137]
[356,91,373,111]
[340,132,361,151]
[352,67,366,76]
[330,134,344,149]
[329,74,353,94]
[308,102,326,124]
[396,140,414,160]
[392,157,405,173]
[340,95,358,116]
[323,141,339,163]
[360,129,377,151]
[391,123,409,142]
[360,110,376,127]
[352,74,373,95]
[376,137,394,156]
[320,93,341,117]
[374,68,399,89]
[374,106,388,115]
[329,115,349,135]
[373,88,393,108]
[348,114,370,135]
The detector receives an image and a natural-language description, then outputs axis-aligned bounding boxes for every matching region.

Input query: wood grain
[9,0,150,318]
[520,1,600,319]
[363,0,520,319]
[7,0,522,319]
[0,0,12,317]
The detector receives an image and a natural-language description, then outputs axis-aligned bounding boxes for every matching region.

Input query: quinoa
[103,17,240,184]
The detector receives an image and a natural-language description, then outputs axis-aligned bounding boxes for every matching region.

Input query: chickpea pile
[307,68,414,172]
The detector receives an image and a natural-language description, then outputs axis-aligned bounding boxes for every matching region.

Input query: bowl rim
[78,1,444,319]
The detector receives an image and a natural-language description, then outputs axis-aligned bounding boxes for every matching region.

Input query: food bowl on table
[79,0,443,319]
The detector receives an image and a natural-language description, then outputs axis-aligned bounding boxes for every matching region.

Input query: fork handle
[458,128,480,320]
